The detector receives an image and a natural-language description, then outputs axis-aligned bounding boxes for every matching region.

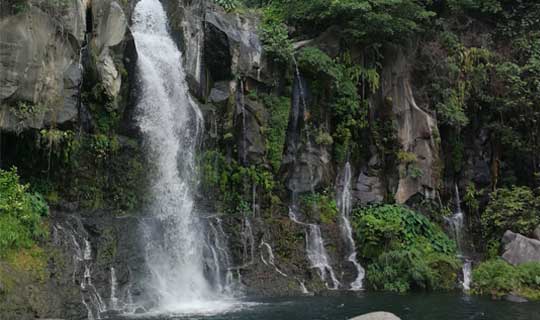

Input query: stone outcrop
[0,5,84,132]
[349,312,402,320]
[501,230,540,265]
[0,0,131,132]
[90,0,129,100]
[379,49,441,204]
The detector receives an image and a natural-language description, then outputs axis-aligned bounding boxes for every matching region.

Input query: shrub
[259,9,293,63]
[0,168,48,255]
[472,259,540,300]
[481,186,540,241]
[354,205,460,292]
[368,248,460,292]
[353,204,456,260]
[301,192,338,224]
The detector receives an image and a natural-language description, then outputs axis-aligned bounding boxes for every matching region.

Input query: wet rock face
[0,0,132,132]
[501,230,540,266]
[236,95,268,165]
[0,6,82,132]
[353,169,385,205]
[91,0,129,100]
[377,48,441,204]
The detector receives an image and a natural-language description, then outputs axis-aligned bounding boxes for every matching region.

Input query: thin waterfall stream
[445,184,472,291]
[337,162,365,290]
[287,59,340,290]
[132,0,236,314]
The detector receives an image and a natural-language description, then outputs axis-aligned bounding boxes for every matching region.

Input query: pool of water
[113,292,540,320]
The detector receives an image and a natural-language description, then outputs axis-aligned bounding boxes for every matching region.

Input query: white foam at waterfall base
[132,0,242,314]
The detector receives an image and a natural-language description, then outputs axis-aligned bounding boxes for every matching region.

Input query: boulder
[349,312,401,320]
[501,230,540,265]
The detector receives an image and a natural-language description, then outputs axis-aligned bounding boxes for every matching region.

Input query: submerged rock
[503,294,529,303]
[501,231,540,265]
[349,311,401,320]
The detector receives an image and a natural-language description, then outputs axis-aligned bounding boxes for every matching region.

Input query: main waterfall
[132,0,234,314]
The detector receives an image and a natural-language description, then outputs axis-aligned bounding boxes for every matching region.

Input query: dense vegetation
[0,168,48,255]
[1,0,540,307]
[473,259,540,300]
[206,0,540,298]
[353,205,459,292]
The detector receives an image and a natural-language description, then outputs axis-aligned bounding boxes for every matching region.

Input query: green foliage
[260,94,290,172]
[297,47,340,79]
[355,205,459,292]
[0,168,48,255]
[300,191,338,224]
[481,186,540,241]
[315,129,333,146]
[472,259,540,300]
[258,0,434,46]
[259,8,293,63]
[366,247,460,292]
[297,47,371,162]
[212,0,239,12]
[353,204,457,259]
[200,150,276,215]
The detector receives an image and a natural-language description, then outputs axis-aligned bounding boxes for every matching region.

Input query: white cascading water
[287,60,340,290]
[259,240,288,277]
[445,184,472,291]
[337,162,365,290]
[289,207,340,290]
[132,0,234,313]
[110,267,119,310]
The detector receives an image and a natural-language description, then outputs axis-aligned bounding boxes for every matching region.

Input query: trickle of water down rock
[445,184,472,291]
[338,162,365,290]
[132,0,235,314]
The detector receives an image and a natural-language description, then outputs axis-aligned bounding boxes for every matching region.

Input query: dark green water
[115,293,540,320]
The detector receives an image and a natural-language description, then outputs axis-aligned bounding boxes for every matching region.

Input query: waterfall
[289,207,340,290]
[445,184,471,291]
[462,260,472,291]
[132,0,234,313]
[238,79,247,165]
[110,267,119,310]
[259,240,288,277]
[241,217,255,267]
[286,59,340,290]
[53,219,108,319]
[337,162,365,290]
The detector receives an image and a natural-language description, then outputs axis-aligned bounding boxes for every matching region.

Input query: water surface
[115,293,540,320]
